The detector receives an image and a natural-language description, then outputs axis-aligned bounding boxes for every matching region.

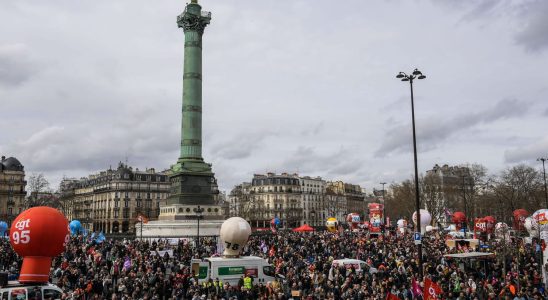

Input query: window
[43,287,62,299]
[10,289,26,300]
[124,192,129,198]
[263,265,275,277]
[124,200,129,208]
[114,210,119,218]
[115,200,119,208]
[137,200,142,207]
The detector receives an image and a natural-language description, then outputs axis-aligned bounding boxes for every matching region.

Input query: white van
[330,259,367,275]
[191,256,279,286]
[0,281,63,300]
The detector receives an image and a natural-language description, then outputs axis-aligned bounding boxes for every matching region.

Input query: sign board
[218,266,245,276]
[414,232,422,245]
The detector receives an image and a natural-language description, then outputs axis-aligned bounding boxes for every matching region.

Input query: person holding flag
[423,278,443,300]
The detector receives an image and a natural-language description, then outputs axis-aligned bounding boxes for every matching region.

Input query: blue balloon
[69,220,82,235]
[0,221,7,236]
[273,218,281,226]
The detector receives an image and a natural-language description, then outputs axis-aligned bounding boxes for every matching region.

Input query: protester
[0,228,546,299]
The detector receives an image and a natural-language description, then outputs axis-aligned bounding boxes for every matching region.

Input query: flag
[386,292,400,300]
[411,279,422,297]
[123,257,131,271]
[423,278,442,300]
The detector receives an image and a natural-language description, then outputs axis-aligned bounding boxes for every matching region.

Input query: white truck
[191,256,279,286]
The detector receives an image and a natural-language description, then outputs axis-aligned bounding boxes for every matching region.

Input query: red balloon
[512,209,528,231]
[451,212,467,229]
[10,206,70,282]
[483,216,496,233]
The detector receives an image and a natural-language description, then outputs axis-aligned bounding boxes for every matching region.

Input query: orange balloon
[10,206,70,282]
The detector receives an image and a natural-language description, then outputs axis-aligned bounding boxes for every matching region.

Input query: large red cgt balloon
[484,216,496,233]
[513,209,528,231]
[452,212,467,229]
[10,206,70,282]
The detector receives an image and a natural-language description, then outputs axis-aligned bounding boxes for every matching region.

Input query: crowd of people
[1,227,547,300]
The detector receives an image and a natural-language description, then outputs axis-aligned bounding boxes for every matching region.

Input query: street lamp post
[538,158,548,208]
[380,182,387,235]
[396,68,426,279]
[194,206,205,248]
[462,175,468,236]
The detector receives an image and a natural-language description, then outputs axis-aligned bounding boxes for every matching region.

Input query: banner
[155,249,174,257]
[423,278,442,300]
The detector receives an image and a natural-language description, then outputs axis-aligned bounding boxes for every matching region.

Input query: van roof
[1,281,57,289]
[200,256,266,263]
[332,259,366,264]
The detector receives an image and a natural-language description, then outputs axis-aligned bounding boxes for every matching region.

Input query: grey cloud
[514,1,548,52]
[279,146,364,179]
[0,44,36,86]
[437,0,548,52]
[504,136,548,163]
[375,98,528,157]
[210,131,276,160]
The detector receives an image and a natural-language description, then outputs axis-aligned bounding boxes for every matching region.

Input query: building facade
[300,176,326,226]
[229,173,365,228]
[60,162,170,234]
[425,164,474,224]
[0,156,26,226]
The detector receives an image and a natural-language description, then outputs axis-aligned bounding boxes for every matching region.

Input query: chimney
[1,156,5,161]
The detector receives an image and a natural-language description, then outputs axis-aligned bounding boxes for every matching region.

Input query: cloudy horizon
[1,0,547,193]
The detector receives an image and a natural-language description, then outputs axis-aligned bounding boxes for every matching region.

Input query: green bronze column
[177,0,210,162]
[167,0,217,206]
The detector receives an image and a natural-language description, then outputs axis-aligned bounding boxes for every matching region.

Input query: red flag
[423,278,442,300]
[386,292,400,300]
[269,245,276,257]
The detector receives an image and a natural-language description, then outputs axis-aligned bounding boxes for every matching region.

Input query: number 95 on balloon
[12,218,31,244]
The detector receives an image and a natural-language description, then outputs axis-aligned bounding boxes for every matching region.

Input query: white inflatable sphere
[397,219,406,228]
[533,209,548,232]
[425,225,433,232]
[412,209,432,226]
[220,217,251,257]
[495,222,508,231]
[524,217,536,231]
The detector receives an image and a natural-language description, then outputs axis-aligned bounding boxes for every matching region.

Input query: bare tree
[26,173,54,208]
[492,164,542,223]
[420,174,446,226]
[385,180,415,221]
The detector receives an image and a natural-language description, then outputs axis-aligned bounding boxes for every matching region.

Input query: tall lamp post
[538,157,548,208]
[396,68,426,279]
[380,182,387,235]
[194,206,205,248]
[461,175,468,236]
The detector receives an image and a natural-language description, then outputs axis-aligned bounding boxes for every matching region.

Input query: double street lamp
[396,68,426,279]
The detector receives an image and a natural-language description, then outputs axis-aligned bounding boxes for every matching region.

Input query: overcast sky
[1,0,547,193]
